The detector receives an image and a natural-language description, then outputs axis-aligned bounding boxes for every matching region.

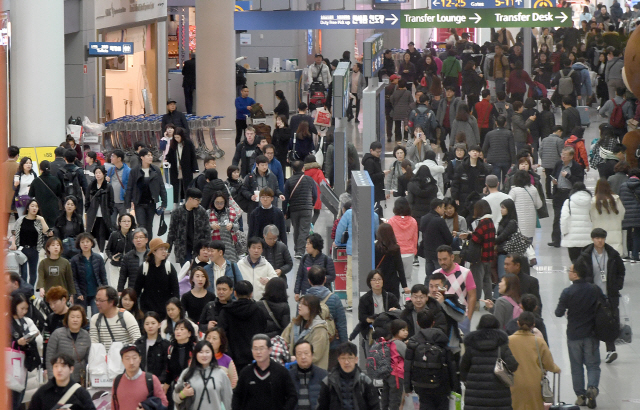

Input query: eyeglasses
[338,356,357,362]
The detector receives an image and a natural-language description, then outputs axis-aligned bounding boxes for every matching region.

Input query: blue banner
[431,0,524,9]
[234,10,401,30]
[88,42,134,57]
[235,1,251,11]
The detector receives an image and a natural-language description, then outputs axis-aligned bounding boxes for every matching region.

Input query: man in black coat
[283,161,317,257]
[549,147,585,246]
[560,96,582,139]
[401,284,447,338]
[420,198,454,278]
[49,147,67,178]
[182,54,196,114]
[362,141,388,219]
[503,254,542,311]
[289,102,318,139]
[161,99,190,137]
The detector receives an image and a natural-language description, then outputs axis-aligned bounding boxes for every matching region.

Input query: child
[383,319,409,410]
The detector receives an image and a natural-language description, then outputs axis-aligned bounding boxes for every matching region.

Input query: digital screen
[363,33,384,77]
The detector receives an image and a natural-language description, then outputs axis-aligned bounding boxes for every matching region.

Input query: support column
[10,0,65,147]
[195,0,235,128]
[157,21,168,114]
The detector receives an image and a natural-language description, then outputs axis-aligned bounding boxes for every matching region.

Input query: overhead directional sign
[88,42,134,57]
[401,8,570,28]
[234,10,400,30]
[431,0,524,9]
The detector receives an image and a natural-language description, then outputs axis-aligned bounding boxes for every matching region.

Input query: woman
[135,311,170,385]
[579,5,592,24]
[461,61,483,109]
[460,200,495,303]
[407,166,439,228]
[272,115,291,167]
[387,198,418,287]
[522,98,541,159]
[70,232,107,316]
[105,213,136,286]
[406,128,431,164]
[10,293,41,409]
[273,90,290,120]
[537,98,556,142]
[567,52,576,65]
[85,166,115,251]
[386,146,410,198]
[166,319,199,407]
[590,179,625,254]
[167,127,199,204]
[181,267,216,322]
[608,160,629,195]
[290,121,315,162]
[443,197,468,237]
[389,79,414,142]
[484,274,521,329]
[205,327,238,388]
[533,53,553,88]
[294,233,336,299]
[28,160,63,227]
[134,237,180,319]
[504,157,542,193]
[495,199,519,287]
[281,294,330,370]
[304,155,326,224]
[460,314,518,410]
[84,151,99,186]
[357,269,401,343]
[66,134,82,159]
[590,126,619,177]
[446,28,459,46]
[119,288,145,329]
[444,144,467,192]
[161,298,199,341]
[560,182,594,262]
[418,55,438,92]
[374,223,409,301]
[595,53,609,107]
[12,199,52,286]
[398,52,417,91]
[509,170,543,241]
[45,305,91,385]
[13,156,37,217]
[208,192,240,263]
[507,61,535,103]
[173,340,233,410]
[441,49,461,95]
[160,123,175,162]
[258,278,291,337]
[37,237,75,298]
[54,196,84,260]
[508,312,560,410]
[450,104,480,148]
[397,160,413,198]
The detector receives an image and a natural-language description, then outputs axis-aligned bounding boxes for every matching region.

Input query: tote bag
[5,344,26,392]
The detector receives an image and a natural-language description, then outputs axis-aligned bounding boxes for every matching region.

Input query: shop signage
[363,33,384,78]
[88,42,134,56]
[431,0,524,9]
[401,8,570,28]
[95,0,167,30]
[234,10,400,30]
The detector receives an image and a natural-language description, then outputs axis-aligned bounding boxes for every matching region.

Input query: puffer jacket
[283,172,317,213]
[117,249,148,292]
[282,315,331,370]
[105,230,135,267]
[262,240,293,276]
[450,116,481,148]
[167,205,212,263]
[70,252,108,298]
[240,168,282,215]
[620,177,640,229]
[304,162,326,209]
[560,190,594,248]
[295,252,336,295]
[317,366,379,410]
[539,134,564,169]
[45,327,91,383]
[407,180,439,221]
[482,127,516,165]
[572,62,593,96]
[590,196,625,254]
[511,112,534,144]
[389,88,414,121]
[460,328,518,410]
[509,185,543,239]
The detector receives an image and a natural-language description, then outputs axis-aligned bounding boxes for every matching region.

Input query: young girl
[161,297,198,341]
[37,237,75,298]
[205,327,238,388]
[181,267,215,321]
[135,311,170,386]
[383,319,409,410]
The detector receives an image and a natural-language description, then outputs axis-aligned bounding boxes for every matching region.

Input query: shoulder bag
[262,300,283,330]
[285,175,305,218]
[287,133,300,163]
[535,337,554,403]
[502,224,532,255]
[494,346,514,387]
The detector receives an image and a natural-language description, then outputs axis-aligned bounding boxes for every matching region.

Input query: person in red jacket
[506,61,535,104]
[472,90,499,146]
[304,154,327,225]
[564,126,590,170]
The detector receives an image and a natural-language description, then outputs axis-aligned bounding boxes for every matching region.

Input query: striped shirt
[89,309,141,352]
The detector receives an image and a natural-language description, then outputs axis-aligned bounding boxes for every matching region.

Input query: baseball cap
[120,344,141,357]
[167,99,177,105]
[389,74,401,81]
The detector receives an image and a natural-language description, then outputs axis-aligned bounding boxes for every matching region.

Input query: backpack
[62,167,82,199]
[412,106,433,134]
[370,309,403,342]
[566,139,588,169]
[320,294,337,341]
[366,338,394,379]
[610,99,628,129]
[504,296,523,319]
[407,339,449,391]
[557,70,575,97]
[113,371,156,410]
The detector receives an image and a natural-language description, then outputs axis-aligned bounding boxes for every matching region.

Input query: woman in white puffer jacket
[590,179,625,255]
[561,182,594,262]
[509,170,543,240]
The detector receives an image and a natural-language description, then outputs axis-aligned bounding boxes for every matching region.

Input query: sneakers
[605,351,618,363]
[586,386,598,409]
[575,395,587,406]
[547,242,560,248]
[345,306,353,312]
[413,256,420,267]
[294,254,302,259]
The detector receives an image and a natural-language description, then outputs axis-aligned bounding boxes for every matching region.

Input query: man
[49,146,67,179]
[307,54,331,90]
[242,157,284,215]
[43,286,70,367]
[404,310,460,410]
[117,228,149,292]
[261,144,285,192]
[492,45,510,94]
[473,90,499,146]
[551,60,582,109]
[232,126,259,177]
[57,149,88,211]
[384,75,399,142]
[262,225,293,279]
[380,49,396,80]
[436,87,462,145]
[493,91,514,130]
[483,175,511,225]
[161,99,189,137]
[248,188,287,243]
[111,344,168,410]
[235,86,256,145]
[316,342,379,410]
[508,44,524,69]
[428,273,466,360]
[288,340,328,410]
[233,334,298,410]
[206,240,243,291]
[549,147,585,247]
[107,149,131,222]
[201,168,227,211]
[451,145,489,217]
[539,125,566,199]
[128,142,146,170]
[604,47,625,103]
[435,245,477,333]
[483,115,516,183]
[421,199,454,277]
[236,238,278,301]
[511,101,536,153]
[3,145,19,217]
[182,53,196,114]
[560,95,582,139]
[597,143,626,180]
[407,41,421,66]
[89,286,141,352]
[362,141,388,219]
[28,353,95,410]
[284,161,317,258]
[193,155,217,191]
[167,188,212,265]
[503,254,542,310]
[555,257,603,409]
[305,266,347,368]
[401,284,447,338]
[199,276,235,332]
[289,103,318,140]
[599,87,634,138]
[580,228,625,364]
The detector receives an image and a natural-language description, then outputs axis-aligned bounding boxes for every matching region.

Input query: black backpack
[62,167,82,199]
[406,338,450,393]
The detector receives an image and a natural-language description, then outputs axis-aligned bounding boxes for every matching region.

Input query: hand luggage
[577,106,590,127]
[549,373,579,410]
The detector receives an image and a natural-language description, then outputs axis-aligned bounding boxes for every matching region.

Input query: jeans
[491,163,511,187]
[423,257,441,282]
[494,254,507,299]
[415,389,449,410]
[381,375,404,410]
[495,78,506,94]
[136,203,157,240]
[235,118,247,145]
[77,295,98,318]
[552,189,571,244]
[567,337,601,397]
[471,261,493,301]
[22,246,39,287]
[184,84,195,114]
[291,209,312,255]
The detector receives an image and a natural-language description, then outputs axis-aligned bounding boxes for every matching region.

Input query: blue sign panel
[431,0,523,9]
[234,10,400,30]
[235,1,251,11]
[88,42,134,56]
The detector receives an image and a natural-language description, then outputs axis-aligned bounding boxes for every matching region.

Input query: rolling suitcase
[549,373,579,410]
[577,106,590,127]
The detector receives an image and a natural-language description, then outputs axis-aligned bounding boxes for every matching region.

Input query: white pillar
[10,0,65,147]
[195,0,235,128]
[157,21,168,114]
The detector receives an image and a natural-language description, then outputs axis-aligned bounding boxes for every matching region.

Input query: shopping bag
[449,392,462,410]
[401,392,419,410]
[5,345,26,392]
[107,342,125,379]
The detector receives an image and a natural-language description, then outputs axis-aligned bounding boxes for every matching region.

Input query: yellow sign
[35,147,57,164]
[17,148,38,173]
[533,0,554,8]
[16,146,58,174]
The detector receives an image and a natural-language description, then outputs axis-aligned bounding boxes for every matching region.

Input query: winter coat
[608,172,629,195]
[580,243,626,299]
[257,299,291,338]
[168,205,212,263]
[240,169,282,215]
[117,249,148,292]
[283,172,317,213]
[316,367,380,410]
[135,336,171,384]
[509,185,543,238]
[226,177,250,213]
[572,62,593,97]
[404,328,460,395]
[306,285,348,348]
[45,327,91,383]
[28,174,63,227]
[405,138,431,164]
[162,110,190,136]
[506,69,535,94]
[450,116,481,148]
[201,178,228,211]
[508,331,560,410]
[401,300,448,338]
[539,134,564,169]
[357,290,401,338]
[217,298,268,369]
[620,177,640,229]
[248,206,287,246]
[236,256,278,300]
[460,328,518,410]
[28,379,95,410]
[282,315,331,369]
[70,252,108,298]
[538,110,556,141]
[295,252,336,295]
[105,230,135,267]
[304,162,326,209]
[435,97,462,129]
[374,248,408,300]
[590,196,625,254]
[482,127,516,165]
[451,158,489,207]
[124,165,168,208]
[565,135,589,169]
[388,215,418,255]
[389,88,414,121]
[134,259,180,315]
[232,139,259,177]
[416,160,446,197]
[407,180,439,221]
[561,107,582,140]
[288,364,328,410]
[85,180,115,232]
[420,210,454,261]
[263,240,293,276]
[362,153,386,202]
[511,112,535,144]
[462,68,483,96]
[560,190,594,248]
[272,127,292,166]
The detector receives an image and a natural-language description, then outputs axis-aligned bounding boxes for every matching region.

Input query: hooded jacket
[572,62,593,96]
[564,135,589,169]
[201,178,227,211]
[404,328,460,394]
[560,190,594,248]
[450,116,481,148]
[236,255,278,300]
[232,139,259,177]
[304,162,326,209]
[295,252,336,295]
[451,157,489,206]
[387,215,418,255]
[217,298,268,369]
[282,315,331,370]
[460,329,518,410]
[240,168,282,215]
[620,177,640,229]
[407,179,439,220]
[362,153,386,202]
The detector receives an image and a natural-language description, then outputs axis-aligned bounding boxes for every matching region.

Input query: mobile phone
[24,331,38,342]
[551,176,557,181]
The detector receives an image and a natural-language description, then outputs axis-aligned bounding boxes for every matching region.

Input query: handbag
[460,238,482,264]
[315,136,325,167]
[535,337,554,403]
[503,225,532,255]
[5,343,26,392]
[225,184,244,215]
[14,194,30,208]
[287,133,300,163]
[494,346,514,387]
[157,213,168,236]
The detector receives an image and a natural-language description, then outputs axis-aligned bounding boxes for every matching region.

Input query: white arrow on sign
[515,0,522,4]
[470,13,481,23]
[555,12,568,22]
[385,14,399,25]
[433,0,440,5]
